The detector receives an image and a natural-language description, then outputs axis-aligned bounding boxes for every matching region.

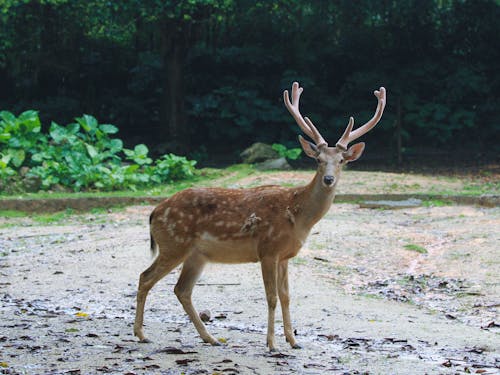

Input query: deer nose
[323,175,335,186]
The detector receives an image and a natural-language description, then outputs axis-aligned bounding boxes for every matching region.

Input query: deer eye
[339,159,344,164]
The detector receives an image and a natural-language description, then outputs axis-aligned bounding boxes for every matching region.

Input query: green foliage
[272,143,302,160]
[0,0,499,157]
[404,244,428,254]
[0,111,197,192]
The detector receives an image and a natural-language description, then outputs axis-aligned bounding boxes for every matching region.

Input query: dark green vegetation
[1,0,499,162]
[0,110,196,192]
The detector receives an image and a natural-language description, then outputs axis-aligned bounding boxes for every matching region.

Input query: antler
[283,82,327,149]
[335,87,386,150]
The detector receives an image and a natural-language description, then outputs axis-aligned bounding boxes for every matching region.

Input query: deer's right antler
[283,82,328,149]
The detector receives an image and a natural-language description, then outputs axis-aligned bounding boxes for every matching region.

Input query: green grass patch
[422,199,453,207]
[404,243,428,254]
[0,210,29,218]
[357,292,383,300]
[32,209,76,224]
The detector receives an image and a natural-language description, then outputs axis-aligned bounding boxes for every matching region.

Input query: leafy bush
[0,110,197,192]
[272,143,302,160]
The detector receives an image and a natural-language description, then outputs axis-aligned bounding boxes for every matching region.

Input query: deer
[133,82,386,351]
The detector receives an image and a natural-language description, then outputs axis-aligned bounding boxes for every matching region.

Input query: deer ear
[298,135,320,158]
[343,142,365,163]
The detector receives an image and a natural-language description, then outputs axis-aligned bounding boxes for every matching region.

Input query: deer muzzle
[323,175,335,186]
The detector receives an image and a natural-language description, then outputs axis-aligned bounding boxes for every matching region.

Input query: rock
[19,167,30,177]
[240,143,279,164]
[199,310,211,322]
[254,157,291,171]
[359,198,422,209]
[22,175,42,192]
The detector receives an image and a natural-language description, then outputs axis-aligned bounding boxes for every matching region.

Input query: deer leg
[174,253,220,346]
[278,260,301,349]
[261,256,279,351]
[134,253,185,342]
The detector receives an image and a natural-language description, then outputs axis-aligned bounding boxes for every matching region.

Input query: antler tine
[284,82,328,148]
[336,87,386,150]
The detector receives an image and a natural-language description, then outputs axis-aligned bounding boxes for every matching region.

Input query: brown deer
[134,82,386,351]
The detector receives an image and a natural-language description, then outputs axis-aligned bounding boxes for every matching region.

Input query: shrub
[0,110,197,192]
[271,143,302,160]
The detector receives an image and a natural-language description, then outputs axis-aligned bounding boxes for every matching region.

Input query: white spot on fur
[160,207,171,223]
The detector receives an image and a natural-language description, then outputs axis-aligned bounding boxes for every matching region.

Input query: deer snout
[323,175,335,186]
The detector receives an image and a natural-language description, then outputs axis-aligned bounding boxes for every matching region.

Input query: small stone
[199,310,211,322]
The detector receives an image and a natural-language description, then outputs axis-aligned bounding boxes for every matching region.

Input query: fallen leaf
[75,312,89,318]
[154,347,197,355]
[176,358,197,366]
[218,338,227,344]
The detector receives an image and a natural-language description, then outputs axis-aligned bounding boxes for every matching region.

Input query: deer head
[284,82,386,188]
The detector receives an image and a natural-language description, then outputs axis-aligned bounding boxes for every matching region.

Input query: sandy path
[0,204,499,374]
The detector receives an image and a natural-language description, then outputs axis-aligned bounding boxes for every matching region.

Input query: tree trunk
[396,95,403,166]
[159,24,189,154]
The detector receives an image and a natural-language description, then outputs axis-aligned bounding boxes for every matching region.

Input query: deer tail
[149,211,158,257]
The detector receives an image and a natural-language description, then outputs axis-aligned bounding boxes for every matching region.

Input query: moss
[404,243,428,254]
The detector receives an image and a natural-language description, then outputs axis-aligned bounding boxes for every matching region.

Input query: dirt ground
[0,175,499,374]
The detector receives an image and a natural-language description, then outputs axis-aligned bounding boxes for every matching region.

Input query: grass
[32,210,75,224]
[404,243,428,254]
[0,210,28,218]
[0,207,126,227]
[422,199,453,207]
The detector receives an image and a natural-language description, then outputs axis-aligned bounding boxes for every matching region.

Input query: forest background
[1,0,499,167]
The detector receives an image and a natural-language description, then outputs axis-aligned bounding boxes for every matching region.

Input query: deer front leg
[174,253,220,346]
[278,260,301,349]
[261,256,279,351]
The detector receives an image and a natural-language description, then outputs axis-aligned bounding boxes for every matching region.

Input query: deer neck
[295,171,336,230]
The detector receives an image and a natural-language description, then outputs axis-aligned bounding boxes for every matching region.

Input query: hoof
[139,338,152,344]
[212,340,222,346]
[292,343,302,349]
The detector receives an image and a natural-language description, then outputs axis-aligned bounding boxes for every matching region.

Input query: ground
[0,170,499,374]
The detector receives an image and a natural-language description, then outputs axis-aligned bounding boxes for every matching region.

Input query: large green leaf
[18,110,41,132]
[8,148,25,167]
[0,111,16,125]
[99,124,119,134]
[0,132,10,142]
[85,143,98,160]
[49,122,67,143]
[77,115,98,133]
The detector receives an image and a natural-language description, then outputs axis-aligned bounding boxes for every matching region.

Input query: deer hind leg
[261,256,279,351]
[134,251,186,342]
[278,260,301,349]
[174,253,220,346]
